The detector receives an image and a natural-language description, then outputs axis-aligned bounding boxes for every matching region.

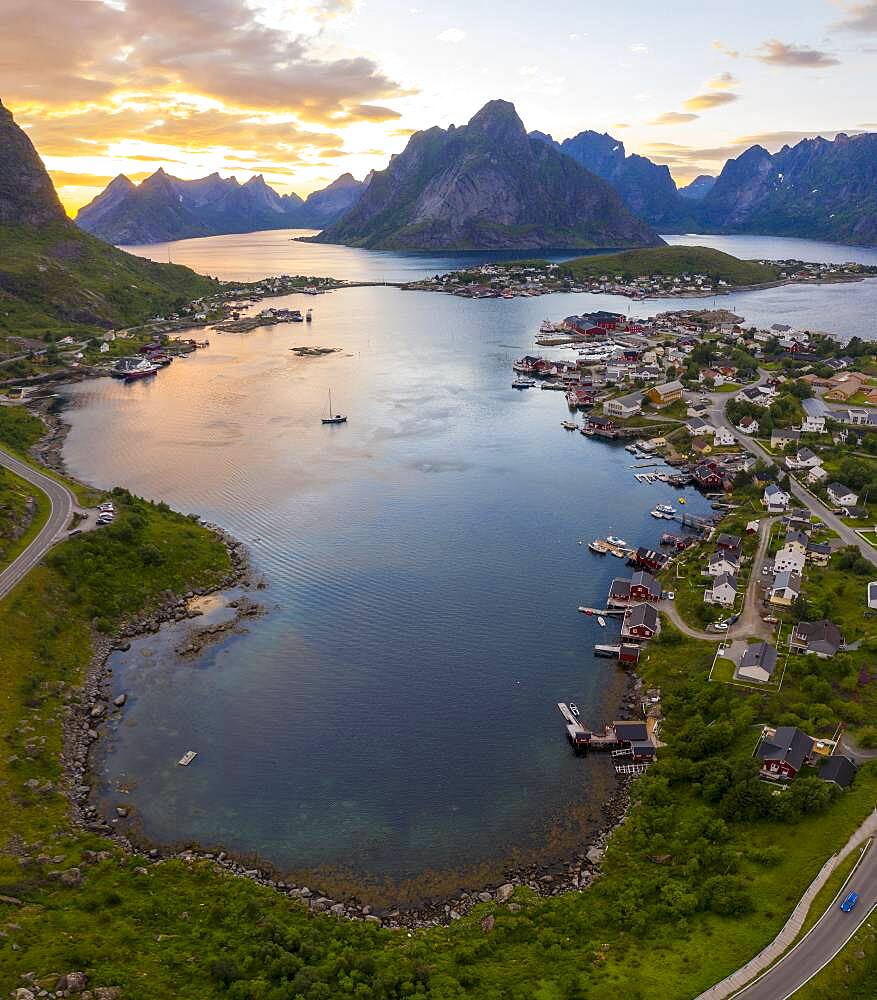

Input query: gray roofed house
[735,642,778,684]
[869,581,877,609]
[770,570,802,605]
[705,572,737,606]
[716,533,742,553]
[818,755,858,788]
[827,483,859,507]
[756,726,815,780]
[789,620,845,658]
[621,603,660,639]
[784,529,809,550]
[806,539,831,564]
[604,391,645,419]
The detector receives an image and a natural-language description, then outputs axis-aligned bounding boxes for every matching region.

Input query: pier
[577,606,625,616]
[557,706,657,771]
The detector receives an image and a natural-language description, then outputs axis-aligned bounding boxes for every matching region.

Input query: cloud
[629,43,649,54]
[612,122,630,129]
[436,28,466,43]
[707,72,738,90]
[755,40,840,67]
[0,0,406,118]
[712,40,740,58]
[649,112,700,125]
[682,91,739,111]
[834,2,877,31]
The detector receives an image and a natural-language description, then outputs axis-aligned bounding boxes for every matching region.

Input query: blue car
[840,891,859,913]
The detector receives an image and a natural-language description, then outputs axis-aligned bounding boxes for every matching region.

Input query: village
[403,257,876,300]
[526,306,877,798]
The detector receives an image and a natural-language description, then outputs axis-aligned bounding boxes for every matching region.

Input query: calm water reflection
[60,233,877,890]
[62,284,714,888]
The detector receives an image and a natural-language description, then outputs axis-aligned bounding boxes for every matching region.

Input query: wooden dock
[577,606,625,616]
[594,644,621,657]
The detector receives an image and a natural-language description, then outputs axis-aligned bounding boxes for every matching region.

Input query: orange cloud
[682,91,739,111]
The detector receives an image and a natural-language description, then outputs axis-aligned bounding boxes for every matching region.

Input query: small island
[403,246,877,300]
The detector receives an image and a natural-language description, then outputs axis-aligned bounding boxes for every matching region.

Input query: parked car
[727,613,740,625]
[712,622,729,632]
[840,891,859,913]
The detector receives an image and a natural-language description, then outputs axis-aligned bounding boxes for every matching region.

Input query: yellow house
[647,379,683,407]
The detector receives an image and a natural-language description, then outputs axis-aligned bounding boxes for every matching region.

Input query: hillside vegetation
[556,245,781,286]
[0,222,217,342]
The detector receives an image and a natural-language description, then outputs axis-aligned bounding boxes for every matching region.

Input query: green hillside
[557,245,781,285]
[0,221,217,342]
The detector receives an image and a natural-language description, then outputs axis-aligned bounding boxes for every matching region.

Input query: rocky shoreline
[23,388,643,932]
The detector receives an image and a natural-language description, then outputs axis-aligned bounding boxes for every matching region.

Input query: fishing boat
[650,508,666,519]
[561,420,577,431]
[655,504,676,516]
[511,377,536,389]
[606,535,627,548]
[597,616,606,627]
[321,389,347,425]
[569,702,580,717]
[589,539,610,554]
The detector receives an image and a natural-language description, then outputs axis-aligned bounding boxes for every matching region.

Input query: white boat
[512,378,536,389]
[656,504,676,515]
[321,389,347,425]
[178,750,198,767]
[597,616,606,627]
[606,535,627,547]
[561,420,577,430]
[650,509,666,519]
[569,702,580,717]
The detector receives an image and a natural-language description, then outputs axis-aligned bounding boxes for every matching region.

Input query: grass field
[554,246,782,287]
[0,465,50,571]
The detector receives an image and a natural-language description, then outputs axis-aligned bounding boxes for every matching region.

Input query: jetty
[594,644,621,657]
[577,606,625,617]
[556,705,657,771]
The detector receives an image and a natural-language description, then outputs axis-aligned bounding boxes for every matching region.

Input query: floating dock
[178,751,198,767]
[594,644,621,657]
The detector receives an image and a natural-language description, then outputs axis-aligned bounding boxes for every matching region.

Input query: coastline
[16,382,644,929]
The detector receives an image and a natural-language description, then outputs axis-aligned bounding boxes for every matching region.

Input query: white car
[712,621,730,632]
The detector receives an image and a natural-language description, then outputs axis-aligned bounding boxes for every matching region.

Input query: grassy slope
[555,245,781,285]
[0,222,217,342]
[0,465,49,570]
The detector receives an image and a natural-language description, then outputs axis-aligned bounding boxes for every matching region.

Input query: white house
[736,386,770,407]
[827,483,859,507]
[707,552,740,577]
[801,415,826,434]
[770,571,802,606]
[737,416,759,435]
[604,391,644,419]
[704,573,737,607]
[764,484,791,513]
[788,447,822,470]
[735,642,778,684]
[713,427,735,447]
[807,465,828,485]
[99,342,110,354]
[686,416,714,435]
[773,545,806,575]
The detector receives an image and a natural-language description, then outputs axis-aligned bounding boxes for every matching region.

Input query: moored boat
[606,535,627,547]
[321,388,347,425]
[597,616,606,627]
[512,377,536,389]
[589,539,610,554]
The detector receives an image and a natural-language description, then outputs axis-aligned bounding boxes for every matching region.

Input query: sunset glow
[2,0,875,213]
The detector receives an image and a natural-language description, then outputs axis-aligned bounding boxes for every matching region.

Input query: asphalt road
[732,839,877,999]
[0,444,76,601]
[701,385,877,570]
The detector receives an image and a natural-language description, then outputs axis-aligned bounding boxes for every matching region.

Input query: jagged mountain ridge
[530,129,695,228]
[77,169,365,245]
[312,101,662,250]
[698,133,877,244]
[678,175,716,200]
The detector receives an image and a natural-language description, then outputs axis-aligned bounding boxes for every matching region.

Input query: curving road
[699,379,877,570]
[730,838,877,999]
[0,444,77,601]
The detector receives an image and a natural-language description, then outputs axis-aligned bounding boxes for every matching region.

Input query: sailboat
[321,389,347,425]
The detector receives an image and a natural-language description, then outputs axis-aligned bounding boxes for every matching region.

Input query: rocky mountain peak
[0,98,68,226]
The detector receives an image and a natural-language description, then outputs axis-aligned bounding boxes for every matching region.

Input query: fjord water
[59,232,876,893]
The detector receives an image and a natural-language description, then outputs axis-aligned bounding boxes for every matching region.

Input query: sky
[2,0,876,214]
